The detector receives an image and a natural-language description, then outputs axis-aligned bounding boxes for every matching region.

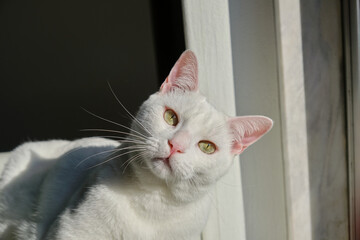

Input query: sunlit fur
[0,51,272,240]
[0,90,234,240]
[131,89,234,202]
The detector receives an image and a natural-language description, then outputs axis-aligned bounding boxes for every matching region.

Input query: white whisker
[107,82,153,137]
[75,146,147,168]
[75,148,121,168]
[90,135,147,145]
[87,149,145,169]
[121,152,147,174]
[80,128,149,142]
[81,108,149,139]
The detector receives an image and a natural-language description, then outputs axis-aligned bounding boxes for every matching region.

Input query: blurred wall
[229,0,287,239]
[229,0,348,239]
[301,0,348,239]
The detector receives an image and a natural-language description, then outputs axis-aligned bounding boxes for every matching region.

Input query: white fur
[0,51,272,239]
[0,89,235,239]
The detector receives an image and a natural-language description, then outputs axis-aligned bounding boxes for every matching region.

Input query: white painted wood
[182,1,246,239]
[274,1,312,240]
[229,0,313,239]
[228,0,288,239]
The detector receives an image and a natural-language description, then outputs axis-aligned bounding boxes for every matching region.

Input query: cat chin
[148,156,194,181]
[150,157,173,179]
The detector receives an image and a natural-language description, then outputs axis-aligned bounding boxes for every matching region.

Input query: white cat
[0,50,273,240]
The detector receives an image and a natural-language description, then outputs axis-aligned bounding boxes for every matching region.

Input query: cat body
[0,138,208,239]
[0,50,273,239]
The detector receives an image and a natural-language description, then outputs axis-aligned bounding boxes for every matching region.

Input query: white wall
[229,0,347,239]
[229,0,288,239]
[182,0,246,239]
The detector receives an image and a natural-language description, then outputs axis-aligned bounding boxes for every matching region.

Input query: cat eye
[198,141,216,154]
[164,109,179,126]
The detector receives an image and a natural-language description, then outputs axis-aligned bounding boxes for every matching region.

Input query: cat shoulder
[0,137,119,188]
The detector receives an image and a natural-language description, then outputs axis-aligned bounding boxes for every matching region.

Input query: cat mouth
[153,157,172,171]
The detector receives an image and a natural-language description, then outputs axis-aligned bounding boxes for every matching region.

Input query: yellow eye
[164,109,179,126]
[198,141,216,154]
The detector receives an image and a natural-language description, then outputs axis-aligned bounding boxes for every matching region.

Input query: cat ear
[228,116,273,155]
[160,50,198,93]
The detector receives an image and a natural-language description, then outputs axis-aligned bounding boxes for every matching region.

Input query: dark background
[0,0,185,151]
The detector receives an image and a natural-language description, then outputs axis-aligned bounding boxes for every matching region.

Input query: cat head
[130,50,273,201]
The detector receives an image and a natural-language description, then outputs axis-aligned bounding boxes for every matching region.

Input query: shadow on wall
[0,0,185,151]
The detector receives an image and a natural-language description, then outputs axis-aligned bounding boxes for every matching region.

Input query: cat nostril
[168,139,184,154]
[168,140,173,149]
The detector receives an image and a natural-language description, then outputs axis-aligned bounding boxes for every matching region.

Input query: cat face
[136,90,233,183]
[130,51,272,195]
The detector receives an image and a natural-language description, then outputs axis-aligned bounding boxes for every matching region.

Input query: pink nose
[167,131,190,157]
[168,140,185,154]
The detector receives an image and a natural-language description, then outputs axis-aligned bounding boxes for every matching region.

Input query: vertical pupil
[164,110,178,126]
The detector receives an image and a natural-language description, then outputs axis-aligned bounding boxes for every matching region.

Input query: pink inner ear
[160,50,198,93]
[228,116,273,155]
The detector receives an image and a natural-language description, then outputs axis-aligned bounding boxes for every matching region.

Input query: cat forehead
[150,91,228,128]
[141,91,233,147]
